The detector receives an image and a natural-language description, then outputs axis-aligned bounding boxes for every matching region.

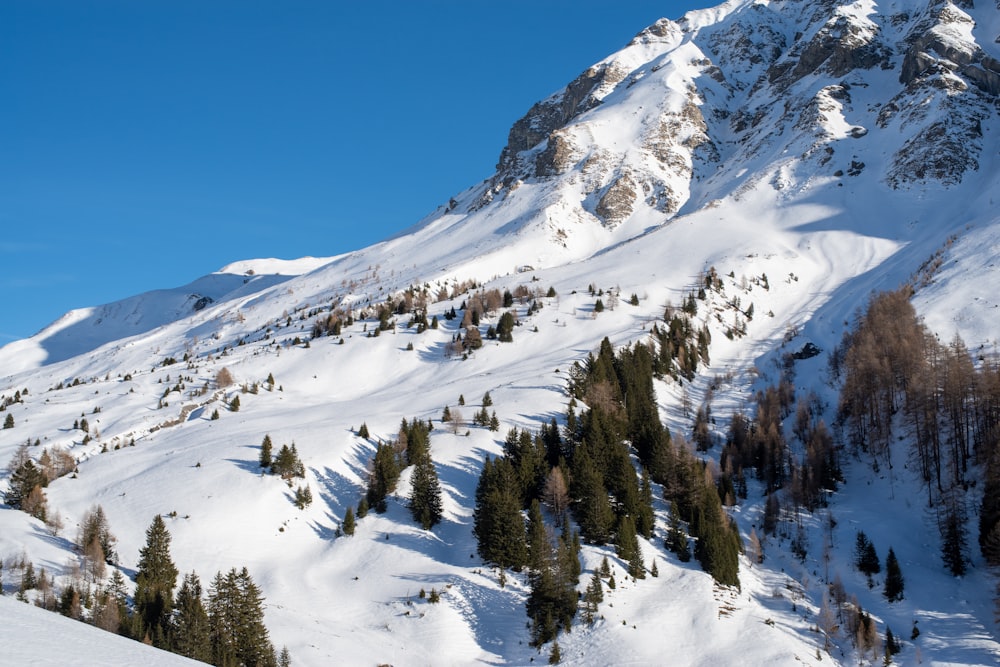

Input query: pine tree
[855,531,881,587]
[79,504,118,566]
[473,457,528,569]
[942,508,968,576]
[259,435,273,468]
[616,515,644,579]
[134,515,179,646]
[367,442,400,513]
[171,571,211,662]
[665,501,691,562]
[342,506,356,536]
[409,449,443,529]
[229,395,240,412]
[582,571,603,624]
[4,459,47,510]
[3,413,13,429]
[358,422,370,439]
[209,567,275,667]
[883,547,904,602]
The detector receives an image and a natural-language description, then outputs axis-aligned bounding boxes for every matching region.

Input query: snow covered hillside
[1,0,998,665]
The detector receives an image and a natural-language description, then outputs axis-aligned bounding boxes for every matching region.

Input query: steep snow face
[1,1,999,666]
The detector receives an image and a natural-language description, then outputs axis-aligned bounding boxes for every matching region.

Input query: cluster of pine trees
[8,511,286,666]
[348,417,443,529]
[473,334,743,649]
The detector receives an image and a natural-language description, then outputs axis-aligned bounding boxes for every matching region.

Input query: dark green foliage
[941,507,968,576]
[441,405,452,422]
[692,493,741,588]
[259,435,273,468]
[208,567,275,667]
[549,641,561,664]
[358,423,370,439]
[527,500,548,572]
[497,311,515,342]
[356,497,369,519]
[617,515,644,579]
[884,547,904,602]
[171,572,211,662]
[4,459,47,511]
[569,449,614,544]
[3,413,13,429]
[272,444,305,480]
[855,531,881,586]
[582,571,603,624]
[342,506,356,535]
[482,391,493,407]
[210,409,220,421]
[409,448,443,529]
[473,457,528,569]
[526,532,578,646]
[229,395,240,412]
[367,442,401,513]
[134,515,179,646]
[293,484,313,509]
[594,299,604,313]
[666,501,691,562]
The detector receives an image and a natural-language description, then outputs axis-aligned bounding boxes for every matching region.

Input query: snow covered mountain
[1,1,998,665]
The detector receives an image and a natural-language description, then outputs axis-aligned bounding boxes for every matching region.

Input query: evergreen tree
[665,501,691,562]
[358,423,370,439]
[582,571,603,624]
[356,497,369,519]
[616,515,643,579]
[3,413,13,429]
[473,457,528,569]
[570,449,614,544]
[209,567,276,667]
[134,515,179,646]
[367,442,401,513]
[259,435,273,469]
[229,395,240,412]
[497,311,515,342]
[171,571,211,662]
[942,508,968,576]
[855,531,881,587]
[342,506,356,536]
[883,547,904,602]
[4,459,47,510]
[409,449,443,529]
[527,500,549,572]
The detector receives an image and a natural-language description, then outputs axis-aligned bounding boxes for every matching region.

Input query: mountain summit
[1,1,998,665]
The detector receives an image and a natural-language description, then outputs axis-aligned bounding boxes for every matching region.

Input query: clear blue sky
[1,1,699,341]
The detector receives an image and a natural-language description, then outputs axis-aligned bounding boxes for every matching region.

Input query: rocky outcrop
[595,171,637,228]
[496,62,627,176]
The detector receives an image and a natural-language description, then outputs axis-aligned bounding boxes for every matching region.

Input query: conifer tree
[259,435,273,469]
[883,547,904,602]
[208,567,275,667]
[409,449,443,529]
[134,515,179,646]
[342,506,356,536]
[79,504,118,566]
[367,442,401,513]
[473,457,528,569]
[171,571,211,662]
[3,413,13,429]
[4,459,47,511]
[665,501,691,562]
[855,531,881,587]
[616,515,643,579]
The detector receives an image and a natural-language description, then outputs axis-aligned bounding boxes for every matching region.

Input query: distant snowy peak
[217,256,337,277]
[475,0,997,237]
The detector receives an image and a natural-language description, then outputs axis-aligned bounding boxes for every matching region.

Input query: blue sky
[2,1,699,341]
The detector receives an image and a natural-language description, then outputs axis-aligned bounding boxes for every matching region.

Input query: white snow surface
[1,0,999,664]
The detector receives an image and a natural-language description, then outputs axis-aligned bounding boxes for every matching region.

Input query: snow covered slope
[1,0,998,665]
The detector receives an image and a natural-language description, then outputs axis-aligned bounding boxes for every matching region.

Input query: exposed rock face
[595,171,637,228]
[496,62,627,177]
[473,0,997,229]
